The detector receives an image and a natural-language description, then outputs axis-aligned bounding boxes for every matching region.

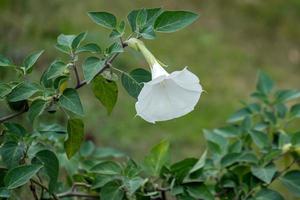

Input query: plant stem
[31,179,59,200]
[0,107,27,124]
[57,191,99,199]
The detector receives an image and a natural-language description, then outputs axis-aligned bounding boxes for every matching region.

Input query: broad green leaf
[140,26,156,39]
[280,170,300,197]
[82,57,105,83]
[34,150,59,192]
[0,187,10,198]
[0,54,14,68]
[121,68,151,99]
[91,161,122,175]
[227,107,251,123]
[0,83,12,99]
[136,9,147,28]
[256,71,274,95]
[64,118,84,159]
[23,50,44,73]
[92,76,118,114]
[100,182,124,200]
[71,32,87,49]
[186,184,214,200]
[189,151,207,174]
[92,175,117,189]
[124,177,146,195]
[254,188,284,200]
[93,147,126,159]
[0,142,25,168]
[59,88,84,116]
[144,140,170,176]
[76,43,101,54]
[154,11,199,33]
[7,82,40,102]
[107,42,124,54]
[275,89,300,103]
[55,44,70,54]
[4,164,43,189]
[221,152,258,167]
[171,158,198,183]
[127,8,163,32]
[291,104,300,118]
[57,34,76,49]
[251,164,277,184]
[80,141,95,157]
[88,12,117,29]
[3,122,26,136]
[250,130,269,149]
[46,60,68,80]
[27,99,47,122]
[37,123,66,135]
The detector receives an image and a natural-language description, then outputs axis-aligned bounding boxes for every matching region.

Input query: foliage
[0,7,300,200]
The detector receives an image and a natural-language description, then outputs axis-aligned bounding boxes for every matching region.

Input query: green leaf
[251,164,277,184]
[88,12,117,29]
[57,34,76,49]
[154,11,199,33]
[171,158,198,183]
[7,82,40,102]
[92,76,118,114]
[250,130,269,149]
[127,8,163,32]
[254,188,284,200]
[121,68,151,99]
[27,99,47,122]
[140,26,156,39]
[144,140,170,176]
[82,57,105,83]
[64,118,85,159]
[107,42,124,54]
[0,142,25,168]
[227,107,251,123]
[280,170,300,197]
[92,175,117,189]
[46,60,68,80]
[275,89,300,103]
[136,9,147,28]
[186,184,214,200]
[291,104,300,118]
[0,54,14,68]
[4,164,43,189]
[0,83,12,99]
[100,182,124,200]
[124,177,146,195]
[76,43,101,54]
[256,71,274,95]
[59,88,84,116]
[34,150,59,192]
[72,32,87,49]
[189,151,207,174]
[80,141,95,157]
[23,50,44,73]
[0,187,10,198]
[91,161,122,175]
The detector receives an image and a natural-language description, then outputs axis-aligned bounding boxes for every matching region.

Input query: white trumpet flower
[126,38,203,123]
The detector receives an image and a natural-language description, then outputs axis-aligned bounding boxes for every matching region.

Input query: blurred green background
[0,0,300,161]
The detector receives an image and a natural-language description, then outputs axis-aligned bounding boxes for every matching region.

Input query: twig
[30,180,39,200]
[57,191,99,199]
[31,179,59,200]
[0,107,27,124]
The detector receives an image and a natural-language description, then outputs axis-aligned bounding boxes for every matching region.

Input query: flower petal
[135,72,202,123]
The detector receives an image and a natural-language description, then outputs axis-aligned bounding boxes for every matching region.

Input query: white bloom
[126,38,203,123]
